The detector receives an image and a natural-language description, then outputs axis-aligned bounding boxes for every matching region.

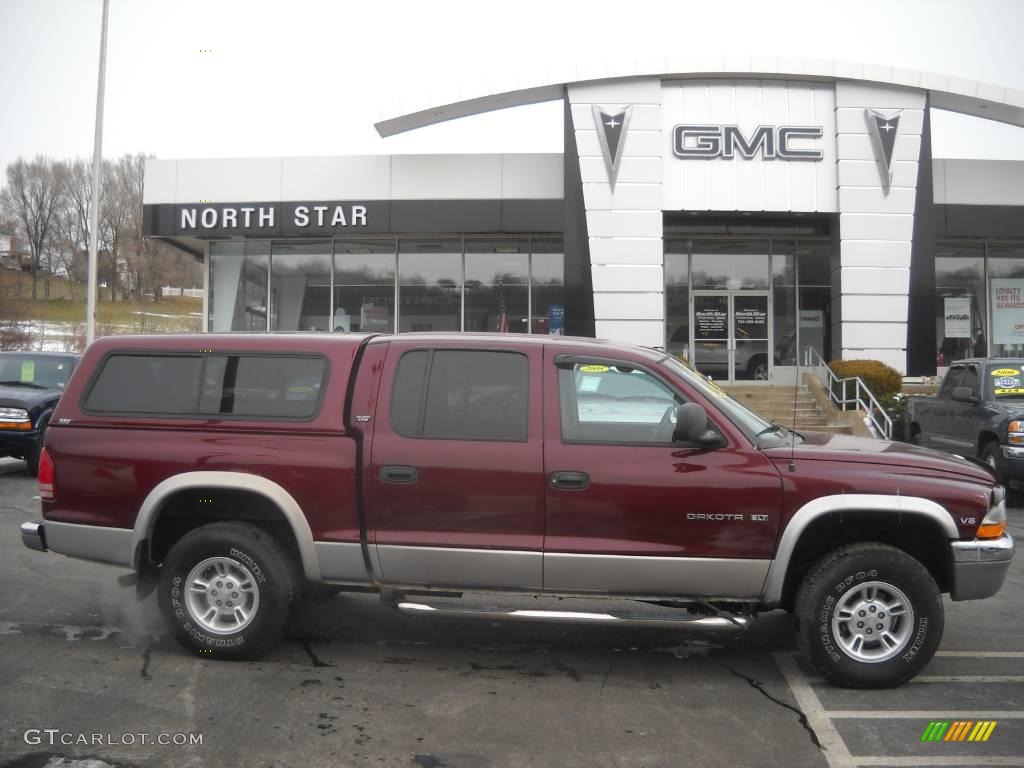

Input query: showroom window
[207,236,564,335]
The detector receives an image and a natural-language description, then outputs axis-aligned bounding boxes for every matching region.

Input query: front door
[541,348,783,598]
[692,292,771,383]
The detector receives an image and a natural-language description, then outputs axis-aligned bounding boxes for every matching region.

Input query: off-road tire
[158,522,298,660]
[794,542,943,689]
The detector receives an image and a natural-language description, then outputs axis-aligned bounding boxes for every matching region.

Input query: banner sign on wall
[992,279,1024,345]
[549,305,565,335]
[943,297,972,339]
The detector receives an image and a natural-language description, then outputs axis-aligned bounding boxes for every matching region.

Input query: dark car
[906,358,1024,487]
[0,351,79,474]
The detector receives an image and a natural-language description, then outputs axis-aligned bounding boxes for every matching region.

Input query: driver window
[960,365,980,397]
[558,362,685,444]
[939,366,964,398]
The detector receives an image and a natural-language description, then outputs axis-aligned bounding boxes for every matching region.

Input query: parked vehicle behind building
[20,333,1014,688]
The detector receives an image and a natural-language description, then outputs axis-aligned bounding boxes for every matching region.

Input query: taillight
[38,448,55,501]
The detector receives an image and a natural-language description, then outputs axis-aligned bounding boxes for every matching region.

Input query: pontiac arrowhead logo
[866,108,902,194]
[593,105,632,190]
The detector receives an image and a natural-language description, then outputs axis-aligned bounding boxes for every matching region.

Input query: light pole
[86,0,110,346]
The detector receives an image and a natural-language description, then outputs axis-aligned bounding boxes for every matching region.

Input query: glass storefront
[936,241,1024,364]
[209,237,564,335]
[665,236,832,383]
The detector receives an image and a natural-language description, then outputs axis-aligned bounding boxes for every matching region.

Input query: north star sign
[672,124,824,161]
[180,203,369,231]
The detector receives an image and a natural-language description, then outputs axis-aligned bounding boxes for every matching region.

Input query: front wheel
[794,542,943,688]
[158,522,298,660]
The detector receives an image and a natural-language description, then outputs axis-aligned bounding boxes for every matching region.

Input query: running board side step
[388,599,751,630]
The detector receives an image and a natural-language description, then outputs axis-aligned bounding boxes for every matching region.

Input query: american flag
[496,281,510,333]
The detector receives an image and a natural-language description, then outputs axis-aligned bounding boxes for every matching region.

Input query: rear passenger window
[85,353,326,419]
[84,355,202,414]
[390,349,528,441]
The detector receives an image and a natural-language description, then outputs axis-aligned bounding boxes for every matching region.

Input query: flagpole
[86,0,110,346]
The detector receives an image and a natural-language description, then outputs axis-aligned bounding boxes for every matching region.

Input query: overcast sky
[2,0,1024,174]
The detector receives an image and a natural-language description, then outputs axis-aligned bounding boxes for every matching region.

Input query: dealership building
[142,59,1024,380]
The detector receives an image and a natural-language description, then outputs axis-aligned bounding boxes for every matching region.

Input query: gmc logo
[672,124,824,161]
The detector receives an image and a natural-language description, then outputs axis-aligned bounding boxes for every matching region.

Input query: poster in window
[943,297,971,339]
[991,279,1024,345]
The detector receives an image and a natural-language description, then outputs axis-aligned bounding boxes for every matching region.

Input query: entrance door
[692,292,771,383]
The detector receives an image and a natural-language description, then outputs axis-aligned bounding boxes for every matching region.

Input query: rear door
[365,341,544,589]
[541,349,782,598]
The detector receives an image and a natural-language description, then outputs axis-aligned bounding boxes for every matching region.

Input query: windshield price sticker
[991,368,1020,376]
[579,365,609,373]
[20,361,35,383]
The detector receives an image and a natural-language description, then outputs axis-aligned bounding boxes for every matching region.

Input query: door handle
[549,471,590,491]
[381,465,419,484]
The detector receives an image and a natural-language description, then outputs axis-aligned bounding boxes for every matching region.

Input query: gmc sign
[672,124,824,161]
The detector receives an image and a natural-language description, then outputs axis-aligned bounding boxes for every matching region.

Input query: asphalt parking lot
[1,457,1022,768]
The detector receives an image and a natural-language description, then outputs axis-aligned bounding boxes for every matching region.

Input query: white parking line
[827,711,1024,719]
[807,675,1024,684]
[850,758,1024,766]
[772,651,853,768]
[936,651,1024,658]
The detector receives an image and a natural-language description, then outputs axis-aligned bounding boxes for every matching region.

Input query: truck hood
[0,383,61,411]
[763,431,996,484]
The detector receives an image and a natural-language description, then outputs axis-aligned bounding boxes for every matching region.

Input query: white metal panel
[586,210,662,238]
[594,319,665,347]
[840,266,910,295]
[593,292,664,319]
[840,213,915,241]
[143,159,177,204]
[938,159,1024,205]
[575,129,663,158]
[844,322,908,350]
[588,237,664,265]
[176,157,283,203]
[391,154,502,200]
[837,134,922,162]
[281,156,391,201]
[591,264,663,293]
[840,295,910,322]
[582,183,663,211]
[837,159,919,188]
[501,154,563,199]
[580,157,662,184]
[840,240,912,268]
[838,187,917,214]
[661,79,836,212]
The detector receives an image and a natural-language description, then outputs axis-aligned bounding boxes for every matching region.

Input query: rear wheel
[158,522,298,660]
[794,542,943,688]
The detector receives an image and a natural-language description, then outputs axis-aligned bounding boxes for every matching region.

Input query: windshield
[0,354,76,389]
[660,356,798,444]
[986,363,1024,400]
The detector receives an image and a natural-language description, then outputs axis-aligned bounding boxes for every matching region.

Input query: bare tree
[0,157,66,299]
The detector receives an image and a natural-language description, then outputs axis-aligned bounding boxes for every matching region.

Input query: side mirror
[952,386,978,403]
[673,403,723,446]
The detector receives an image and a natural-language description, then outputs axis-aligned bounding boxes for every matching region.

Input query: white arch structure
[376,59,1024,374]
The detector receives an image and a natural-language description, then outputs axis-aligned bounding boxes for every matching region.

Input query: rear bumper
[949,534,1015,601]
[19,520,132,566]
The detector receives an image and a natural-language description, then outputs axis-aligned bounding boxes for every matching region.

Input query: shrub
[829,359,903,402]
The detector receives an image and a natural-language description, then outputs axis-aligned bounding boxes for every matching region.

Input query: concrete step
[798,425,854,435]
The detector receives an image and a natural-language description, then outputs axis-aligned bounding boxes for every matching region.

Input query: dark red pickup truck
[19,333,1014,688]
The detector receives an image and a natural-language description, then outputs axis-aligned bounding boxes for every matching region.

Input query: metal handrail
[802,347,894,440]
